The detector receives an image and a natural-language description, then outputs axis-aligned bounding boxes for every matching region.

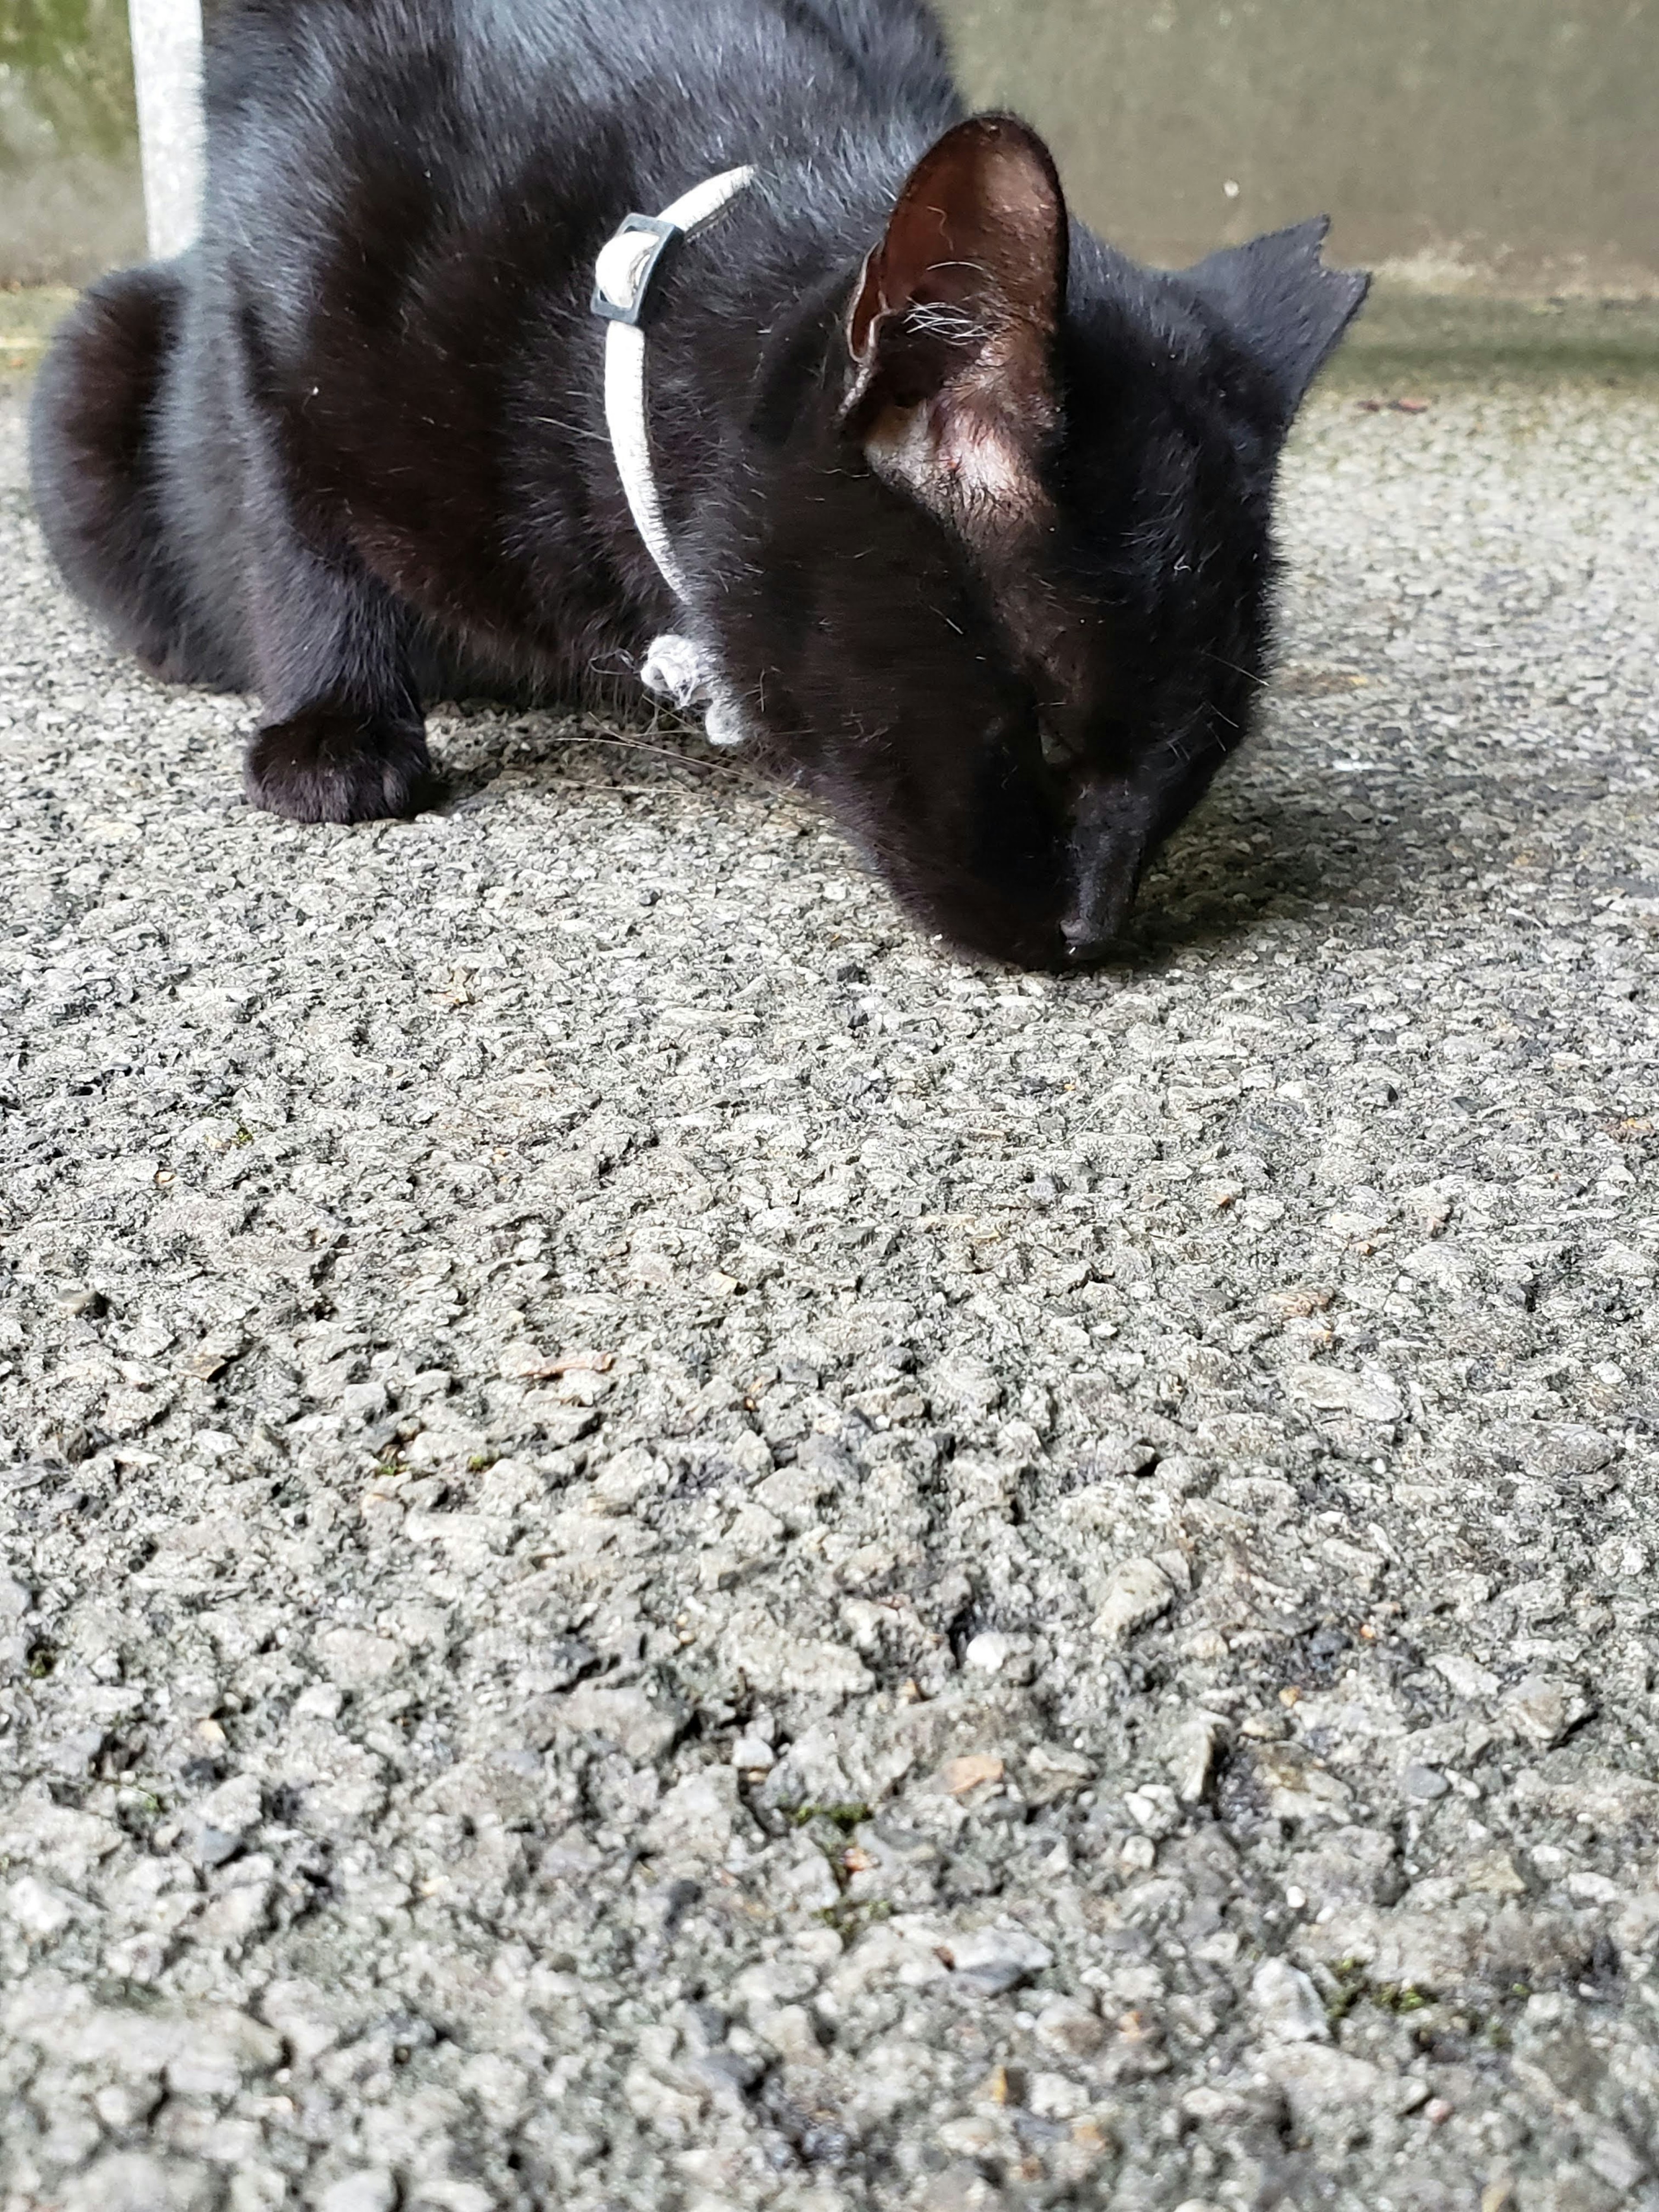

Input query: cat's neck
[570,151,915,626]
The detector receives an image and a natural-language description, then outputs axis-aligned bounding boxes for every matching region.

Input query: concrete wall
[1,0,1655,291]
[938,0,1659,294]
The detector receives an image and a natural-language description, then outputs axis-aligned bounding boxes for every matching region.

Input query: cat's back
[208,0,959,202]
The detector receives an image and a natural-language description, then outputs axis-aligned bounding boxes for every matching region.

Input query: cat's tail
[29,263,200,679]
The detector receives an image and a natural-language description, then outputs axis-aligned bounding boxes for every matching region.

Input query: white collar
[591,165,756,605]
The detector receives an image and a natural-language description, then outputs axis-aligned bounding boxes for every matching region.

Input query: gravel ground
[2,327,1658,2212]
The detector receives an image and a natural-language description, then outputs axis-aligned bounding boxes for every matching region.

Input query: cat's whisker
[1200,648,1267,690]
[561,728,741,776]
[529,415,608,445]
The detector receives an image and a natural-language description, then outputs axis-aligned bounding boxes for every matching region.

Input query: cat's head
[703,114,1368,969]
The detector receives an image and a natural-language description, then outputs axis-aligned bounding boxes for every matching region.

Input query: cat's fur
[29,0,1367,967]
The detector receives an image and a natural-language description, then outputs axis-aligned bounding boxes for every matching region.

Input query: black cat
[30,0,1366,968]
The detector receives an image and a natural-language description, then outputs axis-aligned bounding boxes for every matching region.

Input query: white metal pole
[128,0,206,261]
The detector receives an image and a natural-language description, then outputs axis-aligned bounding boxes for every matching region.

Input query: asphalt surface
[2,318,1658,2212]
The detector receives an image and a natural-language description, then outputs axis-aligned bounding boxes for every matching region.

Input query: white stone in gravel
[774,1846,842,1917]
[1020,1745,1090,1805]
[318,2174,398,2212]
[760,2003,823,2063]
[1029,2070,1091,2119]
[793,1925,843,1968]
[1615,1894,1659,1955]
[1501,1674,1591,1748]
[1264,2044,1424,2122]
[1284,1362,1403,1425]
[642,1768,740,1860]
[556,1684,681,1761]
[5,1872,81,1937]
[315,1628,405,1687]
[1287,1827,1399,1910]
[1033,1994,1106,2058]
[91,2084,153,2131]
[766,1721,853,1800]
[962,1630,1024,1673]
[1250,1958,1330,2045]
[732,1957,822,2025]
[1594,1242,1656,1284]
[731,1734,775,1770]
[1431,1654,1500,1700]
[725,1615,872,1697]
[936,2115,1004,2161]
[164,2009,284,2098]
[1584,2131,1649,2195]
[1524,1425,1617,1479]
[46,1724,108,1777]
[0,1796,125,1881]
[1081,1431,1161,1479]
[189,1773,263,1866]
[61,2153,212,2212]
[413,2186,493,2212]
[930,1354,1003,1414]
[1093,1558,1175,1642]
[1124,1784,1181,1837]
[258,1980,357,2066]
[1168,1711,1226,1802]
[588,1445,663,1513]
[753,1460,839,1532]
[947,1925,1053,1996]
[1399,1241,1477,1292]
[1566,1870,1622,1906]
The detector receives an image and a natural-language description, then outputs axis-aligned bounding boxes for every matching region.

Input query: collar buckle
[591,212,682,328]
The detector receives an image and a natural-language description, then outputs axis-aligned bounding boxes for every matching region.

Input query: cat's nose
[1058,871,1137,963]
[1062,783,1149,961]
[1058,913,1129,964]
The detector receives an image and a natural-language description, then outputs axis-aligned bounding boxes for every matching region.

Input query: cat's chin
[894,888,1080,973]
[245,708,439,823]
[901,881,1141,972]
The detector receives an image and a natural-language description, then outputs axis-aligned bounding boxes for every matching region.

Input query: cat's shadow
[1130,779,1423,965]
[432,702,1433,966]
[431,698,745,804]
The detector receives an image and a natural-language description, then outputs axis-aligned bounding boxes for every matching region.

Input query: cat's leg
[238,454,437,824]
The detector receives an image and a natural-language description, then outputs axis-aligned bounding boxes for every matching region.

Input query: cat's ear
[843,113,1067,525]
[1184,218,1370,424]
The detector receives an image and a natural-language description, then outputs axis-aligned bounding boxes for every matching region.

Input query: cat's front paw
[245,707,438,823]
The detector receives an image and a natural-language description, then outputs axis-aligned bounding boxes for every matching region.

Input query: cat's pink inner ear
[847,114,1067,520]
[854,113,1067,352]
